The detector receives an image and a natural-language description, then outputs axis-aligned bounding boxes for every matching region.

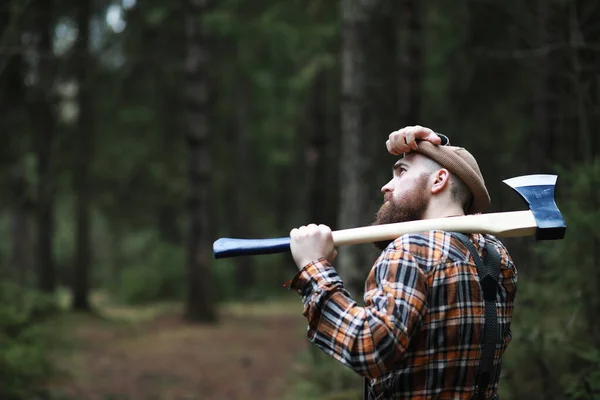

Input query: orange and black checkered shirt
[290,230,517,400]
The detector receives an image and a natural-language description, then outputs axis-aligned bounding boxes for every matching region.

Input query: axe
[213,174,566,259]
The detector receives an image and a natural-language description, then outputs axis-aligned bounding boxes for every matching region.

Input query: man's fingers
[424,132,442,145]
[409,125,442,145]
[318,224,332,234]
[330,248,338,261]
[291,225,308,239]
[307,223,319,235]
[387,126,444,155]
[409,125,433,137]
[386,139,402,156]
[293,224,331,238]
[385,139,394,155]
[405,131,418,150]
[389,128,415,154]
[389,132,410,154]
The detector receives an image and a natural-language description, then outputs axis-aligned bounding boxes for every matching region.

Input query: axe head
[503,174,567,240]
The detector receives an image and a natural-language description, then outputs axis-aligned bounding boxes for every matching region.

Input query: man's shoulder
[388,230,453,269]
[387,231,515,270]
[482,234,516,269]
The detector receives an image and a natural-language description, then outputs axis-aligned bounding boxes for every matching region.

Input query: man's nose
[381,180,393,194]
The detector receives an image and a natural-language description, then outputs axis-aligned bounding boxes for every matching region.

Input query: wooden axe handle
[213,210,536,259]
[333,210,536,245]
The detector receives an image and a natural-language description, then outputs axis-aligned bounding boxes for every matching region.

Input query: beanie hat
[413,141,490,214]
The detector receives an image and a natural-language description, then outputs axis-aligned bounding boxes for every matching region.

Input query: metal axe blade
[502,174,566,240]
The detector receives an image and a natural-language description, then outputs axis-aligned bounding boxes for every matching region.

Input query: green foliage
[211,254,300,302]
[111,234,186,305]
[287,347,363,400]
[499,160,600,399]
[564,344,600,400]
[0,283,61,400]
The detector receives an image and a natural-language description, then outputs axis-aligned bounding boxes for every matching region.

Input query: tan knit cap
[413,141,490,214]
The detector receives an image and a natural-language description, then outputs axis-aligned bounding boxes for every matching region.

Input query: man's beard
[372,174,429,251]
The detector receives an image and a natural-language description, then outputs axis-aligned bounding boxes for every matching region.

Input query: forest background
[1,0,600,399]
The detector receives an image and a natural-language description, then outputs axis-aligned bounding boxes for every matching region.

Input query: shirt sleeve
[289,247,429,379]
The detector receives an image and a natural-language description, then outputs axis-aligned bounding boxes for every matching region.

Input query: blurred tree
[338,0,402,296]
[399,0,423,126]
[306,68,338,229]
[568,0,600,162]
[184,0,217,322]
[29,0,57,293]
[366,0,425,210]
[338,0,369,296]
[298,2,340,233]
[8,162,30,286]
[530,0,553,172]
[1,0,31,285]
[232,67,256,293]
[147,3,186,247]
[71,0,93,311]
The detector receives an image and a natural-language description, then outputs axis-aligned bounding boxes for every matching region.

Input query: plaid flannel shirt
[289,230,517,400]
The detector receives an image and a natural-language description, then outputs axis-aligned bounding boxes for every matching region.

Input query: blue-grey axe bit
[213,174,566,259]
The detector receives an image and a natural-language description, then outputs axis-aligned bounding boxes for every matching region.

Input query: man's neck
[422,202,465,220]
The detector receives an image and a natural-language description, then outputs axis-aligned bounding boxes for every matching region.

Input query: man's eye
[393,167,406,177]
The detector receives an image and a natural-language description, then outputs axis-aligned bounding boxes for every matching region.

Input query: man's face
[372,154,432,249]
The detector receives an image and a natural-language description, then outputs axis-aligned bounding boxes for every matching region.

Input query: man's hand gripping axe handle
[213,174,567,259]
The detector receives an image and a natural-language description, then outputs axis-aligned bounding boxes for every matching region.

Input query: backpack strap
[452,233,502,400]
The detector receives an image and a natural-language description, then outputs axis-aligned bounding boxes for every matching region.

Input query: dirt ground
[48,301,310,400]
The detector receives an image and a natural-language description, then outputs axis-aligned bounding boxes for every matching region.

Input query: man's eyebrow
[393,161,410,171]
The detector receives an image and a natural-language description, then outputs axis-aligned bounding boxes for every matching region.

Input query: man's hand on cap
[386,125,445,155]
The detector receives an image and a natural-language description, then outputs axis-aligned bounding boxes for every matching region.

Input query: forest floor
[46,296,310,400]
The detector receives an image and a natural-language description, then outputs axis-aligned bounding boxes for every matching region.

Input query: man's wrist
[289,257,336,294]
[296,256,326,271]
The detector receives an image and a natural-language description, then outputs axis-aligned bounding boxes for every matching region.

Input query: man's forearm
[290,256,426,379]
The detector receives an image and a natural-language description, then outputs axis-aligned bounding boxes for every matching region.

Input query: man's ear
[431,169,451,194]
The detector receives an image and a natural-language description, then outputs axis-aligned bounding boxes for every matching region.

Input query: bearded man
[288,126,517,400]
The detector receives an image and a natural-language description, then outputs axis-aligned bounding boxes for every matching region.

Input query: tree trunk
[369,0,421,211]
[71,0,93,311]
[32,0,57,293]
[364,1,398,203]
[399,0,423,125]
[233,71,255,294]
[9,163,30,286]
[567,1,592,164]
[184,0,217,323]
[307,69,338,228]
[1,6,28,284]
[154,5,185,247]
[575,0,600,156]
[156,89,183,245]
[530,0,550,171]
[338,0,370,296]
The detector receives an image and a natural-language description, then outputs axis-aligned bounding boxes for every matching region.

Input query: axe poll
[213,174,566,259]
